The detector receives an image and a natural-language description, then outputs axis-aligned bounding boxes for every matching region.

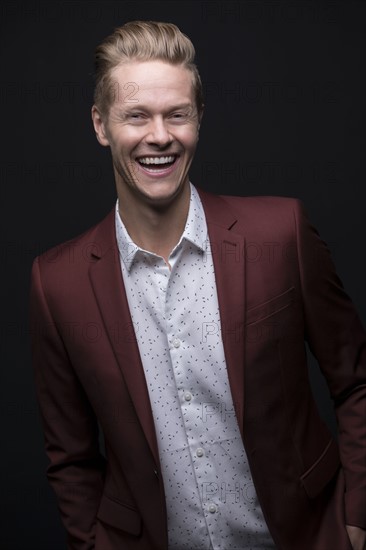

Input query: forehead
[109,60,194,108]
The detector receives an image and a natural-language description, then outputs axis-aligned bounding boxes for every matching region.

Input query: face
[92,60,202,208]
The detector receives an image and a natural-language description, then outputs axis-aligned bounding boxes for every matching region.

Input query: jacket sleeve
[293,200,366,529]
[30,257,106,549]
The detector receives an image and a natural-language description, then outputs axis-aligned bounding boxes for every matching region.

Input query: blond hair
[93,20,204,116]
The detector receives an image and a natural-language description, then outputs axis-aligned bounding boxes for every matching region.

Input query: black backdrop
[1,1,365,548]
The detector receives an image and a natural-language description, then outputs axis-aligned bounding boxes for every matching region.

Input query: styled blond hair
[93,20,204,116]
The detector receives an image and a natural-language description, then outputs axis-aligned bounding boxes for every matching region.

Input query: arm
[30,258,106,549]
[293,201,366,532]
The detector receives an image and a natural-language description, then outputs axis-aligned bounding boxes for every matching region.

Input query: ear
[91,104,110,146]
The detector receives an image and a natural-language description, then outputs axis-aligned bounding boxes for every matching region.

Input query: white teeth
[138,156,175,165]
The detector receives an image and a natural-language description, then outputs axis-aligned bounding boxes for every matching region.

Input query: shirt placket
[164,249,221,549]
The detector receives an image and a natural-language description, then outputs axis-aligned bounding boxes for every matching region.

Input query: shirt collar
[115,183,208,271]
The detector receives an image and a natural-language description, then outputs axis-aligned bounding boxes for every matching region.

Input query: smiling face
[92,60,202,209]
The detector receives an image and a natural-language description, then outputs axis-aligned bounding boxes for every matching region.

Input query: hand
[346,525,366,550]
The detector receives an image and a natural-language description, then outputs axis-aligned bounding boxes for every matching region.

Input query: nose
[145,116,173,147]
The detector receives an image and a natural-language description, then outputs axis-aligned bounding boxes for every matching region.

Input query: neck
[118,183,191,265]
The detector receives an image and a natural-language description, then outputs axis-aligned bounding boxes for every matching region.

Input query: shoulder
[220,193,300,208]
[31,208,116,280]
[197,187,306,234]
[220,193,303,215]
[224,194,306,225]
[197,186,303,213]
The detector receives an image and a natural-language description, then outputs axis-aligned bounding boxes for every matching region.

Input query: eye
[169,112,189,122]
[126,112,147,124]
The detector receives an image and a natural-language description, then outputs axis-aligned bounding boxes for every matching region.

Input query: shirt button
[172,338,181,348]
[196,447,204,457]
[184,392,192,401]
[208,503,217,514]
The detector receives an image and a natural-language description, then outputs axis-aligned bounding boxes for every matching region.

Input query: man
[30,21,366,550]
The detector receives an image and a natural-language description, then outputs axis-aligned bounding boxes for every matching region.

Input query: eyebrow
[119,103,194,115]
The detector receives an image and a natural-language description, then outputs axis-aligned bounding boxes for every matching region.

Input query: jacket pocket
[300,438,341,498]
[97,493,142,535]
[246,286,296,326]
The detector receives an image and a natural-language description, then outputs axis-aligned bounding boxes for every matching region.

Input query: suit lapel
[88,211,160,465]
[198,190,246,438]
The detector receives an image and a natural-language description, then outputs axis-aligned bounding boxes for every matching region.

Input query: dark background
[1,1,365,548]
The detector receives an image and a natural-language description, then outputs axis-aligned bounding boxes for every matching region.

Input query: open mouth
[136,155,178,170]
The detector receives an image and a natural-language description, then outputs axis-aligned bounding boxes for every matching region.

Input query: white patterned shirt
[115,183,276,549]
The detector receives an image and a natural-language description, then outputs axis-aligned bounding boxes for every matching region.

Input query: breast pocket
[246,286,296,326]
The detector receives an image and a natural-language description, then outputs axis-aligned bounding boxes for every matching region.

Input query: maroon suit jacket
[30,189,366,549]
